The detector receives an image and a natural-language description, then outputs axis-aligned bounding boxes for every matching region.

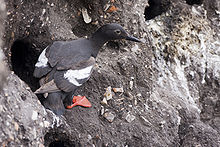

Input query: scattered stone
[26,87,31,90]
[113,87,124,93]
[139,116,152,126]
[136,93,142,97]
[81,7,92,23]
[131,44,139,53]
[129,81,133,90]
[117,102,123,105]
[124,91,133,100]
[104,4,111,11]
[106,5,117,13]
[104,112,115,123]
[125,113,136,123]
[100,106,105,115]
[159,120,166,128]
[8,132,14,140]
[87,134,92,140]
[101,97,108,105]
[0,105,3,112]
[128,105,132,108]
[43,121,50,128]
[134,98,137,105]
[104,86,112,100]
[116,97,125,101]
[13,122,19,131]
[39,143,44,147]
[31,110,38,121]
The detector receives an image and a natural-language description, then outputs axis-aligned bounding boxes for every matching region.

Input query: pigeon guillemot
[34,23,141,116]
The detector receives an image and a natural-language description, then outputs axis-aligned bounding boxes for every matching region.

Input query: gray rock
[1,0,220,146]
[0,0,8,91]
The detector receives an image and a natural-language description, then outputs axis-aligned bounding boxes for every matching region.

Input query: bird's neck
[90,32,108,57]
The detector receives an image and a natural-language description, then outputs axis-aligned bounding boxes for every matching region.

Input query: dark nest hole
[49,141,73,147]
[44,129,78,147]
[11,39,41,91]
[144,0,171,20]
[186,0,203,5]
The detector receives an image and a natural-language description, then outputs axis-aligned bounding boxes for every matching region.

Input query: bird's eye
[114,29,121,35]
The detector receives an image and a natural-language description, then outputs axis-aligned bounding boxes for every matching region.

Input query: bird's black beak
[126,35,141,42]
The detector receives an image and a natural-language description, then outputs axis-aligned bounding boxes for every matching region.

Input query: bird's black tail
[43,92,65,116]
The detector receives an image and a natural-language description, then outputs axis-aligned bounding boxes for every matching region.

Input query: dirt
[1,0,220,146]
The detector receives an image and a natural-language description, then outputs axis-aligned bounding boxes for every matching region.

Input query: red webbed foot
[66,96,92,109]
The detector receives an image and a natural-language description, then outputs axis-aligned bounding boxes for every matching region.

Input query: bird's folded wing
[54,57,96,92]
[34,80,60,94]
[45,41,64,67]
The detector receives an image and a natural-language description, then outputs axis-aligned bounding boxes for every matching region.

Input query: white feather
[64,65,93,86]
[35,47,49,67]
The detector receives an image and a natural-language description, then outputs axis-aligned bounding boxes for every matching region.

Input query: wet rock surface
[0,0,220,146]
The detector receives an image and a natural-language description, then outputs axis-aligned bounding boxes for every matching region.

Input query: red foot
[66,96,92,109]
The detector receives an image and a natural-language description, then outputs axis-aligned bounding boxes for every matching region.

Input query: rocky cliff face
[0,0,219,146]
[0,0,8,90]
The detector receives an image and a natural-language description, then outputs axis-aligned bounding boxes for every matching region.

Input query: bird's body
[34,23,140,115]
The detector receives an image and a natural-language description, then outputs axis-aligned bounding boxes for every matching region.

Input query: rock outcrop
[1,0,219,146]
[0,0,8,90]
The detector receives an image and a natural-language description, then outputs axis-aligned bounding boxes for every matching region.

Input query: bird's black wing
[34,39,95,93]
[45,41,65,67]
[53,57,96,92]
[46,39,91,69]
[34,56,95,94]
[34,40,83,78]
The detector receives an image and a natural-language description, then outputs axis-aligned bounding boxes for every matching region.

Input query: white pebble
[31,111,38,120]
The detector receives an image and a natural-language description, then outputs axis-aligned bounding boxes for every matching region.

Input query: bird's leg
[66,96,92,109]
[64,90,92,109]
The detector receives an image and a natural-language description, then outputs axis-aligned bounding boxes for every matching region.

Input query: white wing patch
[64,65,93,86]
[35,46,49,67]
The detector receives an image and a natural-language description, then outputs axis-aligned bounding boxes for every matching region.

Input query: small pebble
[32,111,38,120]
[82,7,92,23]
[101,97,108,105]
[26,87,31,90]
[104,112,115,123]
[131,44,139,53]
[0,105,3,112]
[113,87,124,93]
[125,113,136,123]
[104,86,112,100]
[100,106,105,115]
[137,93,142,97]
[129,81,134,90]
[39,143,45,147]
[14,122,19,131]
[44,121,50,128]
[134,99,137,105]
[125,91,133,100]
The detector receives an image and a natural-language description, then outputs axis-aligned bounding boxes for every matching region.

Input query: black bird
[34,23,141,116]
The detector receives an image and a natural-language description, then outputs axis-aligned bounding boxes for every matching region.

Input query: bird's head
[92,23,141,43]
